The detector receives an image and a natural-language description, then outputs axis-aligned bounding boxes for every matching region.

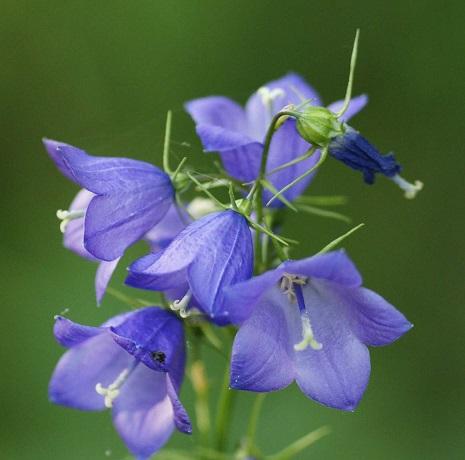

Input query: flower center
[95,361,139,408]
[56,208,85,233]
[280,273,323,352]
[391,174,423,199]
[257,86,285,117]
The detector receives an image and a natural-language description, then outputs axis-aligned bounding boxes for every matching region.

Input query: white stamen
[95,367,133,408]
[391,175,423,199]
[257,86,285,114]
[56,208,85,233]
[294,314,323,351]
[170,290,195,318]
[280,273,308,303]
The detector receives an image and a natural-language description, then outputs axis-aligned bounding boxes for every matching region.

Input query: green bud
[294,106,343,147]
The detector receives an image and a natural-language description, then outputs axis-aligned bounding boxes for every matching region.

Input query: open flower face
[225,251,412,411]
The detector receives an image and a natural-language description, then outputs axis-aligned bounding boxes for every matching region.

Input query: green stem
[252,110,294,272]
[266,146,317,176]
[163,110,173,175]
[245,394,266,455]
[215,360,236,453]
[269,426,331,460]
[336,29,360,118]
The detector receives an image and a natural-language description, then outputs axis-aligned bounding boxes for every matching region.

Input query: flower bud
[294,106,343,147]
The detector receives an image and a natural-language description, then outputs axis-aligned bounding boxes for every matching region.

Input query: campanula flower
[185,73,367,204]
[49,307,191,459]
[126,210,253,325]
[43,139,174,261]
[329,128,423,197]
[225,250,412,411]
[292,107,423,198]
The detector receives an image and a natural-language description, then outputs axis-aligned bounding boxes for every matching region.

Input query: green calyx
[293,106,344,147]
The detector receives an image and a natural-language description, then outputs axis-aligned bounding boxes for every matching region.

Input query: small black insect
[151,351,166,364]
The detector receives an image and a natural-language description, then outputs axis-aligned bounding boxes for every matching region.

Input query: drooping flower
[185,73,367,204]
[224,250,412,411]
[292,105,423,198]
[126,209,253,325]
[43,139,174,261]
[329,128,423,197]
[49,307,191,459]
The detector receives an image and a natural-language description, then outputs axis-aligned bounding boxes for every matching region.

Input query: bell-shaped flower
[43,139,174,262]
[225,250,412,411]
[49,307,191,459]
[185,73,367,204]
[126,210,253,325]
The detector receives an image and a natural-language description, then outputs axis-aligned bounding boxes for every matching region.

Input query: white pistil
[391,175,423,199]
[294,314,323,351]
[56,209,85,233]
[280,273,308,303]
[257,86,285,115]
[95,366,133,408]
[170,291,194,318]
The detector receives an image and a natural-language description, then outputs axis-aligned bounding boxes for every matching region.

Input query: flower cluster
[46,35,418,460]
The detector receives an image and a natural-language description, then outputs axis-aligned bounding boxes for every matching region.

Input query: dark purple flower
[329,128,423,197]
[126,210,253,325]
[185,73,367,204]
[49,307,191,459]
[329,128,400,184]
[225,250,412,411]
[43,139,174,261]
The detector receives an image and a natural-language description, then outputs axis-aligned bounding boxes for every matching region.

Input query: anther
[391,175,423,199]
[56,209,85,233]
[280,273,308,303]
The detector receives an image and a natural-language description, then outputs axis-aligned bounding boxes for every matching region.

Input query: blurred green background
[1,1,464,459]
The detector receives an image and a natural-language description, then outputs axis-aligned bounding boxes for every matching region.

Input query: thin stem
[267,146,317,176]
[266,146,329,207]
[163,110,173,175]
[269,426,331,460]
[187,172,227,209]
[190,359,211,448]
[215,357,236,453]
[245,394,266,454]
[336,29,360,118]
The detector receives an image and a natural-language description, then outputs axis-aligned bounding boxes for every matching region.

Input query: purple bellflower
[185,73,367,204]
[224,250,412,411]
[43,139,175,261]
[49,307,191,460]
[43,139,175,303]
[126,209,253,325]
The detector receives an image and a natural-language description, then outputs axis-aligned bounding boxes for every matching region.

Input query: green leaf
[295,195,348,206]
[295,204,351,223]
[317,223,364,254]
